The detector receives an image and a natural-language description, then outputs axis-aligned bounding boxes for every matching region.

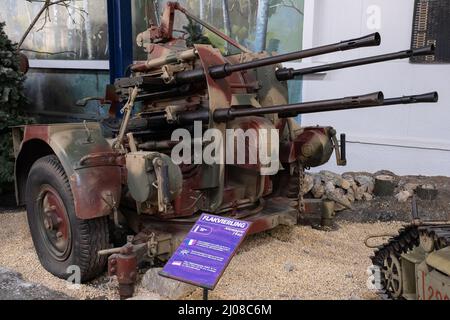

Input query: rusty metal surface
[108,251,138,300]
[280,127,334,166]
[16,124,122,220]
[69,166,122,220]
[38,185,71,260]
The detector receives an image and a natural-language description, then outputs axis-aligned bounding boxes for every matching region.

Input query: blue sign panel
[160,214,252,290]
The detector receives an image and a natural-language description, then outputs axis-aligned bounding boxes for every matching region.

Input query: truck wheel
[26,155,110,282]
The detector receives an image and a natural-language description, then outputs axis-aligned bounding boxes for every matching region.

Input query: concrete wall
[300,0,450,176]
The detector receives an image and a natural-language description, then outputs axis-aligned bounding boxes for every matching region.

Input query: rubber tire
[26,155,110,282]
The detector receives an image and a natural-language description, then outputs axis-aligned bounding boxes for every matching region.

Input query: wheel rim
[383,253,403,298]
[37,185,72,261]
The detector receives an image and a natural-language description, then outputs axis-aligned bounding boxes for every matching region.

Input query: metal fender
[15,123,122,220]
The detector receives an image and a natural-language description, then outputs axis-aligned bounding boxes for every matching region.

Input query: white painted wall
[299,0,450,176]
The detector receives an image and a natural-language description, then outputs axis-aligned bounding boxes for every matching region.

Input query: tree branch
[270,0,304,16]
[18,0,87,49]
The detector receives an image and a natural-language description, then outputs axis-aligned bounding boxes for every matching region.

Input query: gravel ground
[186,222,405,300]
[0,210,119,300]
[0,209,406,300]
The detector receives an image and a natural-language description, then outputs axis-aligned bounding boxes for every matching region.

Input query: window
[0,0,108,67]
[132,0,305,60]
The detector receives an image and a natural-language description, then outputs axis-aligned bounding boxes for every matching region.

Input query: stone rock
[342,173,355,181]
[319,170,344,187]
[363,193,373,201]
[354,186,365,201]
[301,174,314,195]
[0,267,72,300]
[355,175,375,194]
[320,170,342,181]
[284,263,295,273]
[334,203,347,212]
[335,188,346,197]
[403,183,419,193]
[395,190,412,203]
[345,272,354,279]
[324,181,336,194]
[340,179,351,190]
[325,183,353,210]
[311,180,325,199]
[141,268,197,300]
[346,192,355,203]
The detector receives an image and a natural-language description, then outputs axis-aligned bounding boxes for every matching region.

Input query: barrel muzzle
[410,45,435,57]
[413,91,439,103]
[339,33,381,51]
[388,92,439,105]
[276,68,295,81]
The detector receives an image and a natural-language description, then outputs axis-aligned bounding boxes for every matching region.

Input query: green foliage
[204,30,226,52]
[0,21,31,191]
[183,18,212,48]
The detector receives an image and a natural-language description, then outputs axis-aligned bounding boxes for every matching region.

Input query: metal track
[371,223,450,299]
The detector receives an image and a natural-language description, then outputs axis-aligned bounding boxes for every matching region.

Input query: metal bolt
[110,259,117,266]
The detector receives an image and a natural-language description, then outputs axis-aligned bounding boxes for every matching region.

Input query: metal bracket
[331,129,347,166]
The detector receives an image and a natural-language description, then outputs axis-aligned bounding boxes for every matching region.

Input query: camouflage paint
[16,123,121,220]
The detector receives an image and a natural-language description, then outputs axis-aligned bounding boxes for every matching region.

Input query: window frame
[26,0,312,71]
[29,60,110,70]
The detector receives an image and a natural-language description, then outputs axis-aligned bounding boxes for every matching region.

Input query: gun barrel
[383,92,439,106]
[213,92,384,122]
[276,45,435,81]
[175,33,381,84]
[143,91,438,127]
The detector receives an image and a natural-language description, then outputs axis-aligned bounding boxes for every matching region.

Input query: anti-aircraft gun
[13,1,439,299]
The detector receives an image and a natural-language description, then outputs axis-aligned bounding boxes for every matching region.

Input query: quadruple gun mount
[14,1,439,299]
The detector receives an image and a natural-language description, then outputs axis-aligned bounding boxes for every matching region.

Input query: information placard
[159,214,252,290]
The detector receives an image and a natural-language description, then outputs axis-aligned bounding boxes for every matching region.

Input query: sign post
[159,214,252,296]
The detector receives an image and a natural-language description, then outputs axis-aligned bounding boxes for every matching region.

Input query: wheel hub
[383,253,403,298]
[38,185,72,260]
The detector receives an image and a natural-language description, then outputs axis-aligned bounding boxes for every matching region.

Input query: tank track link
[371,223,450,299]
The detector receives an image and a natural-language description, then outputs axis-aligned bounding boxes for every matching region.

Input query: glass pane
[0,0,108,60]
[132,0,304,60]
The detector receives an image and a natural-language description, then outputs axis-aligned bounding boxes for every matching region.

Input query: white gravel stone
[395,191,412,203]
